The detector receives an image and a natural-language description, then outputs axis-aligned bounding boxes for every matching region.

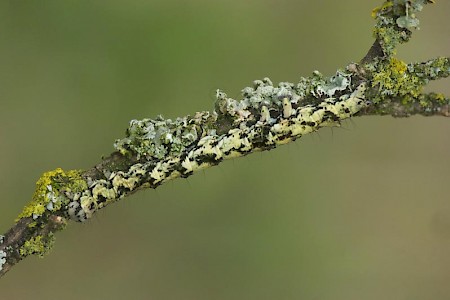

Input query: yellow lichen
[19,234,54,258]
[389,57,407,74]
[16,168,87,221]
[435,93,445,102]
[28,222,37,228]
[371,1,393,19]
[371,57,422,102]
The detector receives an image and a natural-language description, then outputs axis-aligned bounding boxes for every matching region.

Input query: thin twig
[0,0,447,278]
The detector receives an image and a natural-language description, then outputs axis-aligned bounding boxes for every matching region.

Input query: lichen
[0,250,6,271]
[215,71,347,127]
[19,234,55,258]
[216,77,303,125]
[408,57,450,82]
[370,57,423,103]
[371,0,434,56]
[371,1,394,19]
[316,71,352,97]
[417,93,450,114]
[114,112,215,160]
[373,26,404,56]
[295,71,327,100]
[434,93,446,103]
[65,75,368,222]
[372,0,431,25]
[28,222,37,228]
[16,168,88,221]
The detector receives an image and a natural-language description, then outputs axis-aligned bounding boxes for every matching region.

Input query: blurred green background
[0,0,449,299]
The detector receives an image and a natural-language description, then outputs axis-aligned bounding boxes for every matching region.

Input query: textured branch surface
[0,0,448,278]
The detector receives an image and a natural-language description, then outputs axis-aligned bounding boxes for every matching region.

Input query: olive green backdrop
[0,0,449,299]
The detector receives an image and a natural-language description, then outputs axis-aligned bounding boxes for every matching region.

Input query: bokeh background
[0,0,449,299]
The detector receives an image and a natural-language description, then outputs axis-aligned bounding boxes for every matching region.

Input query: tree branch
[1,0,447,278]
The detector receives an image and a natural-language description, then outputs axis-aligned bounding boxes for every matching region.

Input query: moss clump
[19,234,55,258]
[16,168,87,221]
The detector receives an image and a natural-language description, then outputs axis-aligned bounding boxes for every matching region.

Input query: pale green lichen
[371,0,434,56]
[67,75,368,222]
[215,71,350,126]
[295,71,327,100]
[408,57,450,82]
[373,26,404,56]
[316,71,352,97]
[16,168,87,221]
[372,0,430,26]
[216,77,303,124]
[0,250,6,271]
[19,234,55,258]
[396,15,419,29]
[114,115,207,160]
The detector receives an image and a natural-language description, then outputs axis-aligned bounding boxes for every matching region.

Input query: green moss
[16,168,87,221]
[19,234,55,258]
[371,57,423,103]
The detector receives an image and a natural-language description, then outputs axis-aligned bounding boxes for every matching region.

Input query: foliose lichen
[372,0,431,27]
[408,57,450,82]
[65,74,368,222]
[371,0,434,56]
[114,112,216,160]
[215,77,303,125]
[215,71,350,126]
[316,71,352,97]
[0,250,6,271]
